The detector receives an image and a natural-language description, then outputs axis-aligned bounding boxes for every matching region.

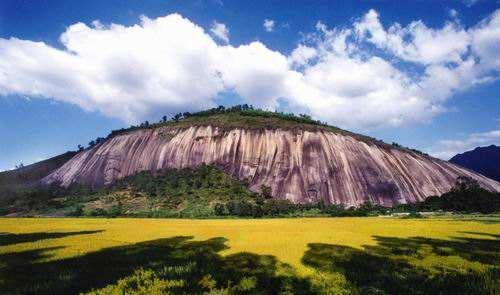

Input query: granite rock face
[42,126,500,206]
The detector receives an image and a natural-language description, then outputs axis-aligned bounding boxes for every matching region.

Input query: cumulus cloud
[0,9,499,129]
[288,45,317,67]
[471,10,500,70]
[263,19,275,32]
[278,9,499,128]
[218,42,289,108]
[210,20,229,43]
[355,9,471,65]
[428,130,500,159]
[0,14,224,122]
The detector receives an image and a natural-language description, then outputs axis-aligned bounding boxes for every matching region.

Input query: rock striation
[42,126,500,206]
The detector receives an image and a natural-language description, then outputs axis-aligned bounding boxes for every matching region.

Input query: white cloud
[354,10,388,47]
[282,9,500,128]
[355,9,471,65]
[289,44,317,67]
[449,9,459,18]
[428,130,500,159]
[283,54,441,128]
[471,10,500,70]
[0,14,225,122]
[218,42,289,108]
[0,9,499,130]
[263,19,275,32]
[210,20,229,43]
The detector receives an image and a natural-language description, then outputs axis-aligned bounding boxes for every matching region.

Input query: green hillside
[1,164,260,217]
[0,152,76,208]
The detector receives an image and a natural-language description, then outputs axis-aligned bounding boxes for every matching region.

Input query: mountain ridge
[450,145,500,182]
[100,106,429,157]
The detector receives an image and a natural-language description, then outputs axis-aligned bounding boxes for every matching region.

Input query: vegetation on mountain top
[106,104,336,137]
[88,104,428,155]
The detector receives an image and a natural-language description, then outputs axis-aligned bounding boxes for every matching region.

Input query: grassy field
[1,217,499,294]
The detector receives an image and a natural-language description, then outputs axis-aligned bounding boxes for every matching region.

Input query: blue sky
[1,0,499,170]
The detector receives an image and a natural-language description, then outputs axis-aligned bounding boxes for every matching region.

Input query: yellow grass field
[1,216,499,294]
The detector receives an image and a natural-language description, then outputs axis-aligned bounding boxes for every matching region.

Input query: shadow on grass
[459,231,500,239]
[0,230,104,246]
[0,246,65,268]
[445,217,500,225]
[2,231,499,294]
[1,235,312,294]
[302,233,499,295]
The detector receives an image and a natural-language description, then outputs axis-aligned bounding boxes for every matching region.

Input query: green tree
[108,202,123,218]
[68,205,84,217]
[214,203,226,216]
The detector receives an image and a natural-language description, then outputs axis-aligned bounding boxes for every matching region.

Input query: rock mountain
[41,111,500,207]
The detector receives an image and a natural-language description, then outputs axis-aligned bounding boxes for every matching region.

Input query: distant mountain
[449,145,500,182]
[0,151,77,208]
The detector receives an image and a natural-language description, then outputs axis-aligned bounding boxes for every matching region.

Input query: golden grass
[1,216,498,275]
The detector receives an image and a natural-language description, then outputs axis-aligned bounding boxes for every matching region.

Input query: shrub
[420,177,499,213]
[68,205,84,217]
[262,199,296,216]
[214,203,226,216]
[108,203,123,218]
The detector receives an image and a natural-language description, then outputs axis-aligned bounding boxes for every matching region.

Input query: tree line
[56,173,500,218]
[74,105,430,159]
[77,104,332,150]
[212,176,499,217]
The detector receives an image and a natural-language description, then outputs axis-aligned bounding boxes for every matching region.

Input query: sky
[1,0,499,171]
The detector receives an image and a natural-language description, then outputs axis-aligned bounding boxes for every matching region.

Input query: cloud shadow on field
[0,234,312,294]
[459,231,500,239]
[0,230,104,246]
[1,230,499,294]
[302,234,499,294]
